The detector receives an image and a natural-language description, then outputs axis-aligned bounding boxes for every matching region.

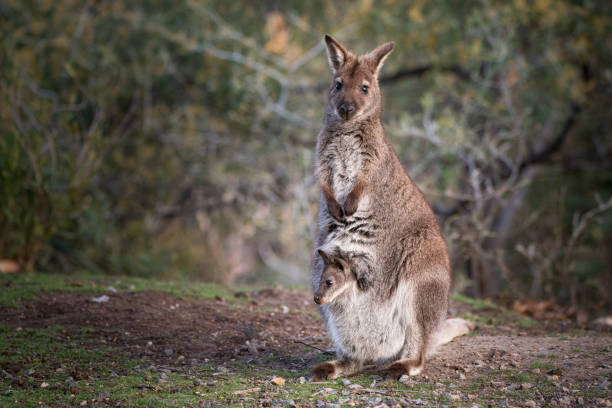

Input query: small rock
[521,382,533,389]
[193,379,203,386]
[270,376,285,386]
[341,378,351,386]
[40,382,49,388]
[413,399,425,405]
[110,371,119,377]
[459,373,466,380]
[444,392,460,401]
[398,374,410,384]
[281,305,289,314]
[80,400,87,406]
[506,383,520,391]
[106,286,118,293]
[473,359,485,367]
[163,348,173,357]
[25,369,35,376]
[297,376,306,384]
[348,383,363,389]
[525,401,536,408]
[597,380,609,390]
[90,295,109,303]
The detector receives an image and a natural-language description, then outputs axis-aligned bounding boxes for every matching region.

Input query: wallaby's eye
[361,85,369,94]
[325,279,333,287]
[335,81,342,91]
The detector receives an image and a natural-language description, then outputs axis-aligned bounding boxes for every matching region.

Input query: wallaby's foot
[385,359,425,380]
[311,362,336,380]
[311,359,361,380]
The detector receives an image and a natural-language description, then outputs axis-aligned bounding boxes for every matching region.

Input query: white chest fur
[326,134,364,203]
[322,280,416,363]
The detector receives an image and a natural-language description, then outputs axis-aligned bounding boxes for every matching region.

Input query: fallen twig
[290,339,334,355]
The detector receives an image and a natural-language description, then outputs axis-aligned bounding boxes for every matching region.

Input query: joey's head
[324,34,394,124]
[314,249,353,305]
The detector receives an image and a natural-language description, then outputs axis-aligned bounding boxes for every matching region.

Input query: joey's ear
[335,257,350,272]
[368,41,394,74]
[324,34,348,72]
[317,249,331,265]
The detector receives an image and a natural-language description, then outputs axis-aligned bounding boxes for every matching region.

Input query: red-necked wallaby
[310,35,472,381]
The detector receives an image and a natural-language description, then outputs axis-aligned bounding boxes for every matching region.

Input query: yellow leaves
[360,0,373,14]
[408,5,424,24]
[534,0,552,13]
[265,12,288,55]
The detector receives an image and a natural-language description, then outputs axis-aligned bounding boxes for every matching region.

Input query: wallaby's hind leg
[311,358,362,380]
[387,278,448,380]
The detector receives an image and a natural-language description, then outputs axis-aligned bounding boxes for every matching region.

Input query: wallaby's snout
[338,101,356,121]
[314,294,322,304]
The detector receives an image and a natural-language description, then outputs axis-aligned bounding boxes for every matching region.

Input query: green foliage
[0,0,610,310]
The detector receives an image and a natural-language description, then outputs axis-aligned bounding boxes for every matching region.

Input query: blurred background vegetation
[1,0,610,314]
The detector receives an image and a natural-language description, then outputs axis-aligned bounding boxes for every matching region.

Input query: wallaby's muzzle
[338,102,356,121]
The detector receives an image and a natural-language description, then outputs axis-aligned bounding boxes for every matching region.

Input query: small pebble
[297,376,306,384]
[163,348,173,357]
[341,379,351,386]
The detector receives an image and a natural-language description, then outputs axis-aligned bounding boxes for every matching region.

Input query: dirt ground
[1,286,611,407]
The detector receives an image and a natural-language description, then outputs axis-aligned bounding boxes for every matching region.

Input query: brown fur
[311,35,453,380]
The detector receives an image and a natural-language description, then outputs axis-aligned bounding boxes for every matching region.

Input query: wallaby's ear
[324,34,348,72]
[368,41,394,75]
[317,249,331,265]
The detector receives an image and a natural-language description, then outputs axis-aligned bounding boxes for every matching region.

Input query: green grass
[451,294,497,310]
[529,362,554,370]
[0,272,247,308]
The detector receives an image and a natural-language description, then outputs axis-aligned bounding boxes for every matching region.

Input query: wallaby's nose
[314,295,321,304]
[338,102,355,120]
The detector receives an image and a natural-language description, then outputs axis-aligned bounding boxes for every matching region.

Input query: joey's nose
[314,295,321,304]
[338,103,355,120]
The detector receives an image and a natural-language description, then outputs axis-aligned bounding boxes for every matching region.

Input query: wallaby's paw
[343,193,359,217]
[311,362,336,381]
[326,196,345,221]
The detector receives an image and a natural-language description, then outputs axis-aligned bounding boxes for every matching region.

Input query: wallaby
[310,35,472,380]
[313,249,356,305]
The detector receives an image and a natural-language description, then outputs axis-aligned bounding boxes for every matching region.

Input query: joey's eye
[325,279,333,287]
[335,81,342,91]
[361,85,369,94]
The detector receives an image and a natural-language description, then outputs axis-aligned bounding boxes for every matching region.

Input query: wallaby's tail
[428,318,474,355]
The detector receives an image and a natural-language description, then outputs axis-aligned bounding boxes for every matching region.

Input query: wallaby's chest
[323,133,365,202]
